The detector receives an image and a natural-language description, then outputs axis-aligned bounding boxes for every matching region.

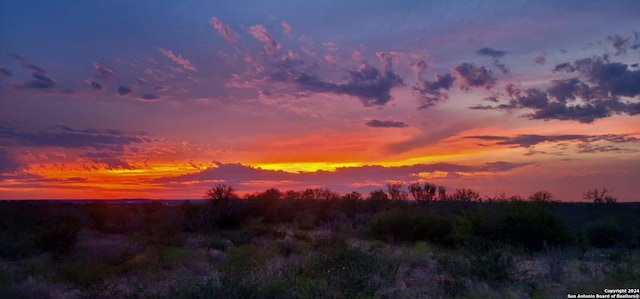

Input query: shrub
[209,200,249,229]
[37,219,82,256]
[584,220,624,248]
[160,246,190,267]
[0,231,38,259]
[454,202,571,251]
[497,202,571,250]
[366,208,452,244]
[468,246,514,283]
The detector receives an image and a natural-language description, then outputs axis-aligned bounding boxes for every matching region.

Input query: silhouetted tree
[437,185,447,201]
[340,191,363,219]
[453,188,480,202]
[205,184,237,205]
[528,190,555,203]
[298,188,340,200]
[366,189,390,213]
[584,188,617,204]
[386,182,408,201]
[283,190,302,200]
[409,182,437,205]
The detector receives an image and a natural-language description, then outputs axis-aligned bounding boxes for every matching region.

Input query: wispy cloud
[534,51,547,65]
[93,63,114,77]
[211,17,239,43]
[118,85,132,95]
[249,24,281,55]
[476,47,506,58]
[281,21,293,37]
[453,62,496,90]
[155,161,531,189]
[0,125,154,151]
[85,80,103,90]
[412,60,456,109]
[159,48,197,71]
[465,134,638,149]
[366,119,409,128]
[0,66,12,77]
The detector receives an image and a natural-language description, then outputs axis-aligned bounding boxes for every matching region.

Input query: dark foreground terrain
[1,187,638,298]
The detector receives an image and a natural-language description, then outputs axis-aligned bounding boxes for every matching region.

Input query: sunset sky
[1,0,639,200]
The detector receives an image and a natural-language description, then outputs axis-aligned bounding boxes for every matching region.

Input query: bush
[366,208,452,244]
[454,202,571,251]
[210,200,249,229]
[584,220,624,248]
[468,246,514,283]
[37,219,82,256]
[0,231,38,259]
[498,202,571,250]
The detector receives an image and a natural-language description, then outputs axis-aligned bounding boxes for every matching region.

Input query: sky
[0,0,639,201]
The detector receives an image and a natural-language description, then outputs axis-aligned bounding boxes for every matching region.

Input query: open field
[1,189,639,298]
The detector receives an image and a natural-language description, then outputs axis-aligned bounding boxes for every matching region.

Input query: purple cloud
[211,17,239,43]
[118,86,132,95]
[0,66,12,77]
[249,24,280,55]
[476,47,506,58]
[154,161,531,189]
[281,21,293,37]
[159,48,197,71]
[534,52,547,65]
[465,134,638,148]
[93,63,114,77]
[86,80,103,90]
[0,125,154,152]
[366,119,408,128]
[453,62,496,90]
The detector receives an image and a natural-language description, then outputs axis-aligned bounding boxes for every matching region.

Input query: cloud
[159,48,197,71]
[93,63,114,77]
[268,57,404,106]
[503,84,549,109]
[413,70,456,109]
[465,134,638,148]
[324,42,338,52]
[118,86,132,95]
[546,78,589,103]
[25,64,47,74]
[366,119,408,128]
[140,93,160,100]
[475,48,509,74]
[0,66,12,77]
[527,101,615,123]
[452,62,496,90]
[211,17,238,43]
[326,61,404,106]
[249,24,280,55]
[22,71,56,90]
[0,125,154,152]
[324,54,339,65]
[281,21,292,37]
[478,55,640,123]
[155,160,530,188]
[81,151,134,169]
[534,52,547,65]
[492,59,509,75]
[607,32,640,55]
[10,53,48,74]
[0,148,21,173]
[561,56,640,98]
[476,47,506,58]
[86,80,103,90]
